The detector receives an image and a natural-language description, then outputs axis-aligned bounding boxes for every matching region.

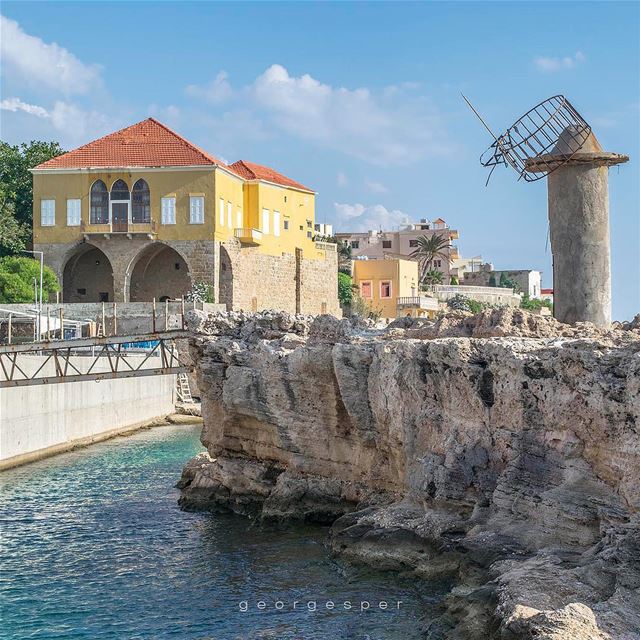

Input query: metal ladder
[176,372,194,404]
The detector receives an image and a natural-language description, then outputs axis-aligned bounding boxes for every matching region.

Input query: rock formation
[179,309,640,639]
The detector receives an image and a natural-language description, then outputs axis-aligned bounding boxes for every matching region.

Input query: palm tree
[409,233,451,282]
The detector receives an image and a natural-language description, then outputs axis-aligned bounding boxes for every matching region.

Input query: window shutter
[262,208,270,234]
[273,211,280,237]
[236,209,242,228]
[66,199,81,226]
[227,201,232,228]
[161,197,176,224]
[41,200,55,226]
[190,196,204,224]
[219,198,225,225]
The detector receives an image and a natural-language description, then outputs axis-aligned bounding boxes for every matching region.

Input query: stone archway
[129,243,191,302]
[219,246,234,310]
[63,244,115,302]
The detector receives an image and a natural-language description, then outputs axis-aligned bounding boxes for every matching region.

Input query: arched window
[90,180,109,224]
[110,179,130,201]
[132,179,150,223]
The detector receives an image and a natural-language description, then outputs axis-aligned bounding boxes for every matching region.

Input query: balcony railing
[234,228,263,245]
[314,240,337,252]
[396,296,439,310]
[80,220,157,237]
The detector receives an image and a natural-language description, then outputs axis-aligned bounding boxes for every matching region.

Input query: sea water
[0,424,445,639]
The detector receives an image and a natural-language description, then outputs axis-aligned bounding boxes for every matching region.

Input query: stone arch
[128,243,191,302]
[62,243,114,302]
[219,246,234,310]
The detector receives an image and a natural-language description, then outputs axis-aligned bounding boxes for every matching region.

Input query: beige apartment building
[336,218,459,282]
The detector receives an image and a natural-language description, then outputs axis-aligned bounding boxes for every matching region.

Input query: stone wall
[35,237,216,303]
[219,238,339,315]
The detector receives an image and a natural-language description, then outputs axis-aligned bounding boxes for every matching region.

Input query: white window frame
[41,199,55,226]
[360,280,372,299]
[219,198,225,226]
[236,209,242,229]
[261,208,270,234]
[66,199,81,226]
[161,197,176,225]
[190,196,205,224]
[227,201,232,228]
[273,210,281,237]
[380,280,392,299]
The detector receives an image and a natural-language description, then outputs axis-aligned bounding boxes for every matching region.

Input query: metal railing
[425,284,518,295]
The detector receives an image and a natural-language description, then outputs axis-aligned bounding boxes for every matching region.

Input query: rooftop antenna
[464,93,629,328]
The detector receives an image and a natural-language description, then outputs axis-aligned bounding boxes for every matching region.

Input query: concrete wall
[0,353,176,468]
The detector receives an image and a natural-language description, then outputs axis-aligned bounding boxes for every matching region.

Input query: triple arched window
[89,178,151,225]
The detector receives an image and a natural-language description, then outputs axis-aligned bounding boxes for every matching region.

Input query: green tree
[498,272,518,291]
[422,269,444,285]
[488,274,497,287]
[0,140,65,252]
[450,275,459,285]
[409,233,450,283]
[520,294,553,312]
[0,256,60,303]
[338,272,353,306]
[0,185,29,257]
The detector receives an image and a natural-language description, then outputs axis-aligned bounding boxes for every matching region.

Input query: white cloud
[185,64,447,166]
[365,179,389,195]
[185,71,233,104]
[534,51,585,73]
[333,202,408,232]
[0,15,102,95]
[337,172,348,187]
[0,97,49,119]
[1,96,114,146]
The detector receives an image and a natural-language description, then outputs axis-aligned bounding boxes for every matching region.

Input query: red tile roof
[34,118,223,169]
[228,160,314,193]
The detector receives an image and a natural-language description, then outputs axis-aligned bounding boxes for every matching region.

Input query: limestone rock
[180,310,640,639]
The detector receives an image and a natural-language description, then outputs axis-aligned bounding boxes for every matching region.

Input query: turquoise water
[0,424,444,639]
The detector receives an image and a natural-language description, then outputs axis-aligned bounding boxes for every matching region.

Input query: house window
[360,281,372,299]
[262,208,270,234]
[433,259,442,269]
[350,240,359,249]
[219,198,225,225]
[306,231,312,239]
[227,201,232,228]
[90,180,109,224]
[409,239,419,248]
[273,210,280,237]
[190,196,204,224]
[284,220,289,230]
[66,199,81,226]
[380,280,392,298]
[41,199,55,226]
[382,240,392,249]
[110,179,130,229]
[236,209,242,228]
[132,179,150,223]
[161,197,176,224]
[306,220,312,228]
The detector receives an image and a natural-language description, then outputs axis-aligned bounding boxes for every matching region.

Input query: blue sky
[1,1,638,319]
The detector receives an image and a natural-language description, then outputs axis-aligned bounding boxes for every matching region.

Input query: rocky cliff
[179,309,640,639]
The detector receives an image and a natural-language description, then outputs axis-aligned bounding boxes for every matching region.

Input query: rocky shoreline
[178,309,640,639]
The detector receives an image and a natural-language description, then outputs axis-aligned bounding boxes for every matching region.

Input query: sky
[1,1,638,319]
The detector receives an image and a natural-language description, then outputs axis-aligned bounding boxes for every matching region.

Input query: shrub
[520,294,553,312]
[338,272,353,306]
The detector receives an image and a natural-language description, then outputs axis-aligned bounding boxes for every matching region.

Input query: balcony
[396,296,439,311]
[314,240,337,252]
[234,227,263,245]
[81,220,157,239]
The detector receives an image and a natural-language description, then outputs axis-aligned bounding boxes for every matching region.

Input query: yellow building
[352,258,439,319]
[31,118,338,314]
